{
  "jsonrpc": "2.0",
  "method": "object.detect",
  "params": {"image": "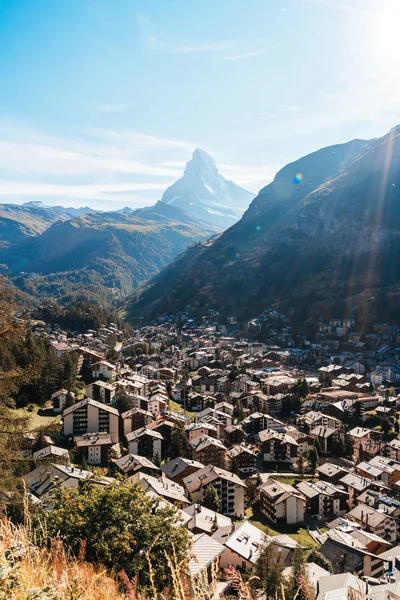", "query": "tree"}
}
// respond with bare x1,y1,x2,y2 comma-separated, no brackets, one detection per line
314,436,322,456
0,280,44,508
245,473,261,505
382,418,391,437
307,549,332,573
395,419,400,435
40,479,189,593
298,453,304,479
254,539,284,599
203,484,220,512
170,422,192,459
286,547,313,600
308,446,319,475
230,455,239,475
